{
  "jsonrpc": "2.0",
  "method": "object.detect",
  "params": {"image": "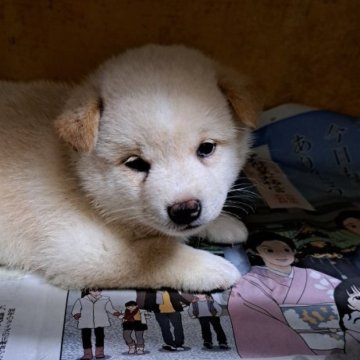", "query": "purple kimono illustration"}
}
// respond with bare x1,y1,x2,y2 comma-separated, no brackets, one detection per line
228,232,343,358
